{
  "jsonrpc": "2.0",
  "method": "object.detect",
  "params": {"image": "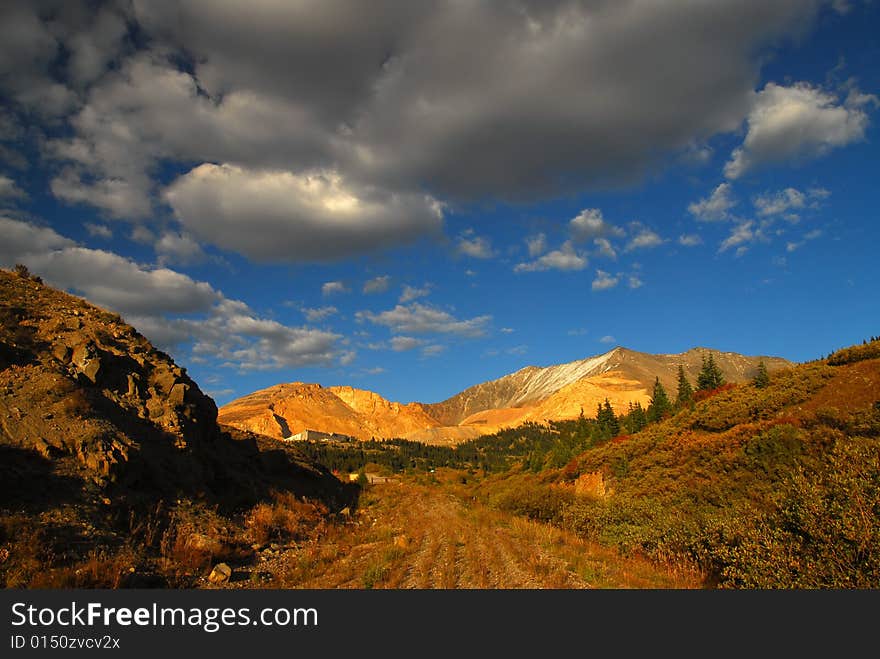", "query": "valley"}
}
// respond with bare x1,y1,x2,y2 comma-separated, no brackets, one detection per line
1,267,878,590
